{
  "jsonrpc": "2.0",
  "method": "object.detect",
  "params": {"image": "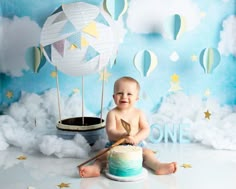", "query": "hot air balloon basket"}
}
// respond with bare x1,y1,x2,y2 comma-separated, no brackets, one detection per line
57,117,105,145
